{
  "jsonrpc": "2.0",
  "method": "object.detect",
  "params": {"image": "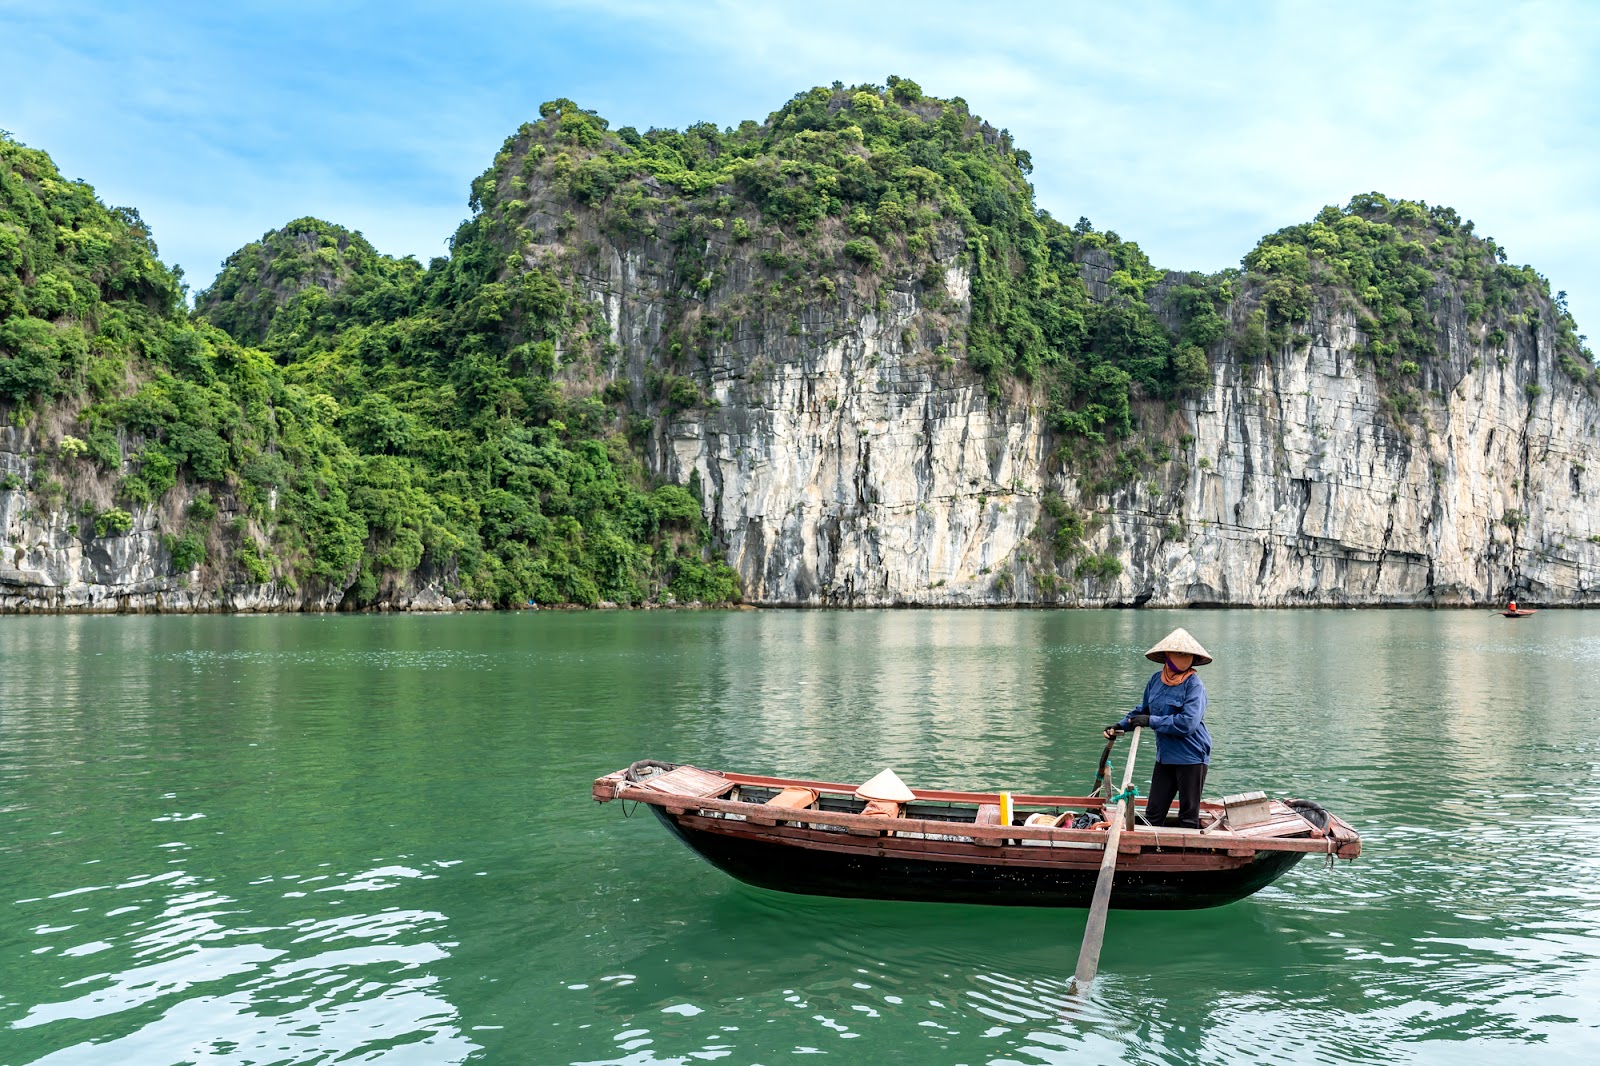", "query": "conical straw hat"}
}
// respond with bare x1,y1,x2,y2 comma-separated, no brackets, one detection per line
855,768,915,803
1144,627,1212,666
